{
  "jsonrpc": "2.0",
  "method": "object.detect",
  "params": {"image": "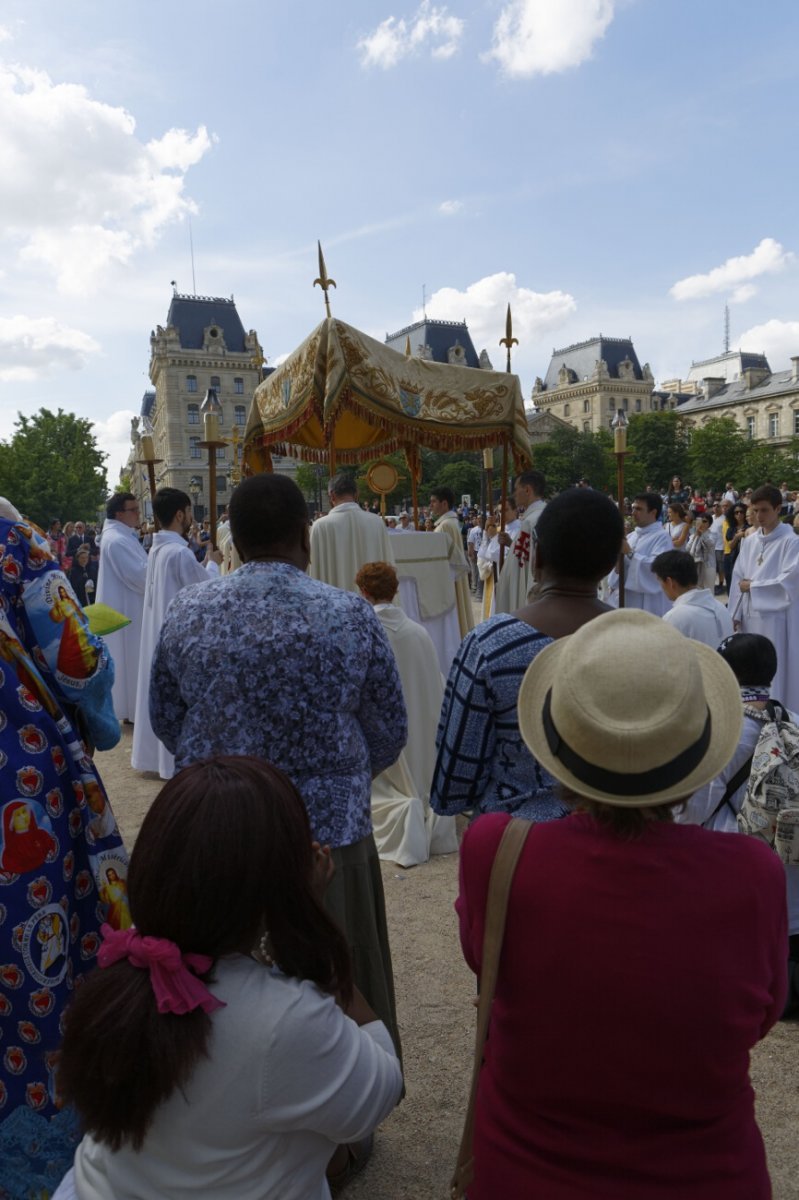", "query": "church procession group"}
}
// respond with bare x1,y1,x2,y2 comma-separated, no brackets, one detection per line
0,458,798,1200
